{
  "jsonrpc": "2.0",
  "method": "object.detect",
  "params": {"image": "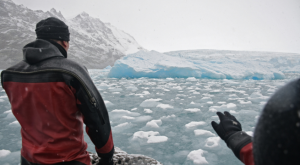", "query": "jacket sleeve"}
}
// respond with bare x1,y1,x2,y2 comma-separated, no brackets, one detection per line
67,74,114,160
226,131,254,165
240,142,255,165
